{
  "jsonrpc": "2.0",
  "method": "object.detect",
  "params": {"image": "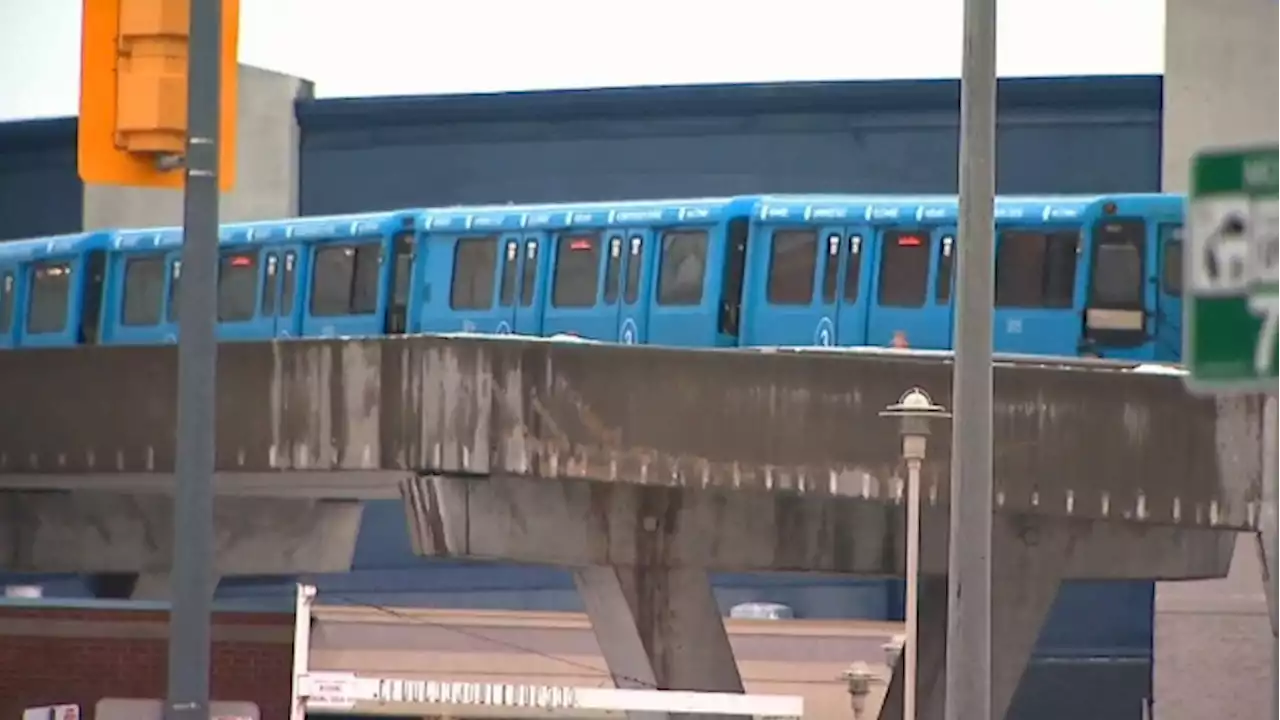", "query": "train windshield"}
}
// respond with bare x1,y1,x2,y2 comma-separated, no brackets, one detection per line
1084,218,1147,348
